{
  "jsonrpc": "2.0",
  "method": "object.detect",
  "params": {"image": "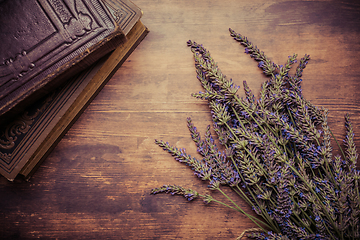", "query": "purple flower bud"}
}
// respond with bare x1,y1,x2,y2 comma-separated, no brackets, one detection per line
258,61,265,68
